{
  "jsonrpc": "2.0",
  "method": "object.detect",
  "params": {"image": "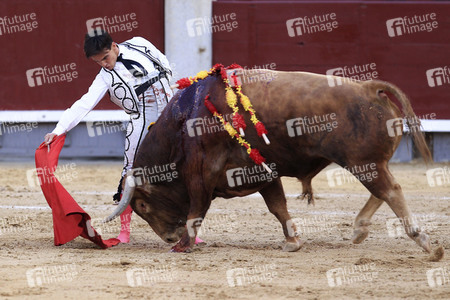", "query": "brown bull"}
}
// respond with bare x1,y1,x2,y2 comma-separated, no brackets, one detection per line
105,69,434,254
